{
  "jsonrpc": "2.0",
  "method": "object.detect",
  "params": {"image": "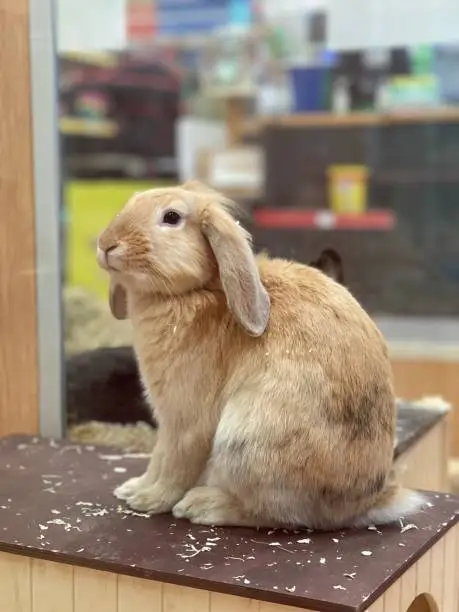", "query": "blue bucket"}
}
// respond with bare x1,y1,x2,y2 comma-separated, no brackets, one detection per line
290,66,328,112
